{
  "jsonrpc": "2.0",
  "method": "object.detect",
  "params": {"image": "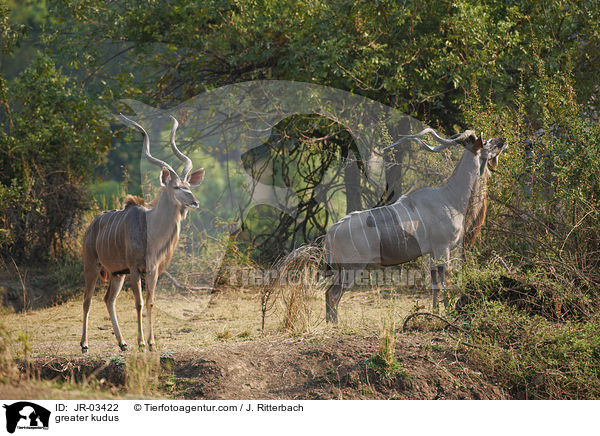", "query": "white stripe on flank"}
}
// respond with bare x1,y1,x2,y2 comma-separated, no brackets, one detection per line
383,206,404,252
389,204,407,247
399,202,416,236
412,205,427,246
113,212,124,251
331,220,343,243
348,215,359,257
368,210,381,246
105,213,118,256
99,212,111,230
329,220,343,263
389,203,404,226
98,213,109,254
359,212,373,253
